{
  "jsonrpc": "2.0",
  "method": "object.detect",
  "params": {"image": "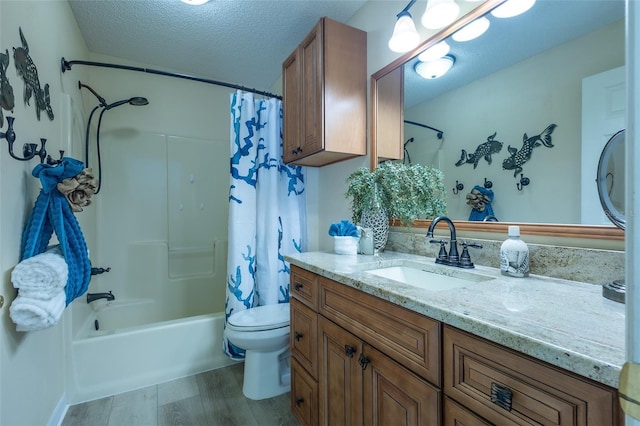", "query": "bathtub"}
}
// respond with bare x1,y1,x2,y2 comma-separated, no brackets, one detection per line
66,300,237,404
